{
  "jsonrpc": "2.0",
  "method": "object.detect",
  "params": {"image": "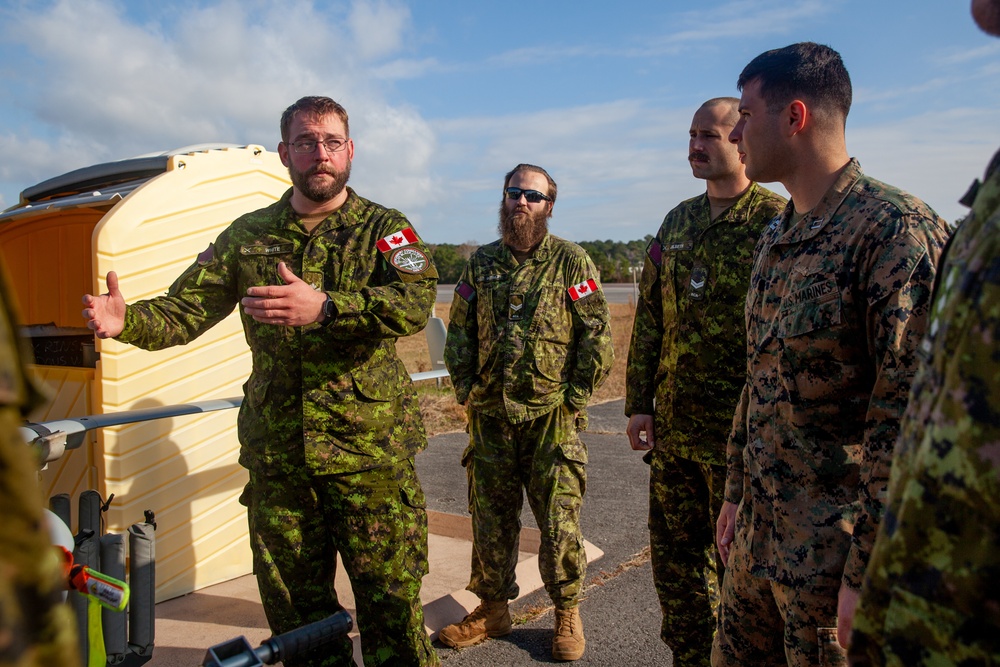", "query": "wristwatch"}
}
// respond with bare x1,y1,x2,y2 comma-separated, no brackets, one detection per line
322,295,336,323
